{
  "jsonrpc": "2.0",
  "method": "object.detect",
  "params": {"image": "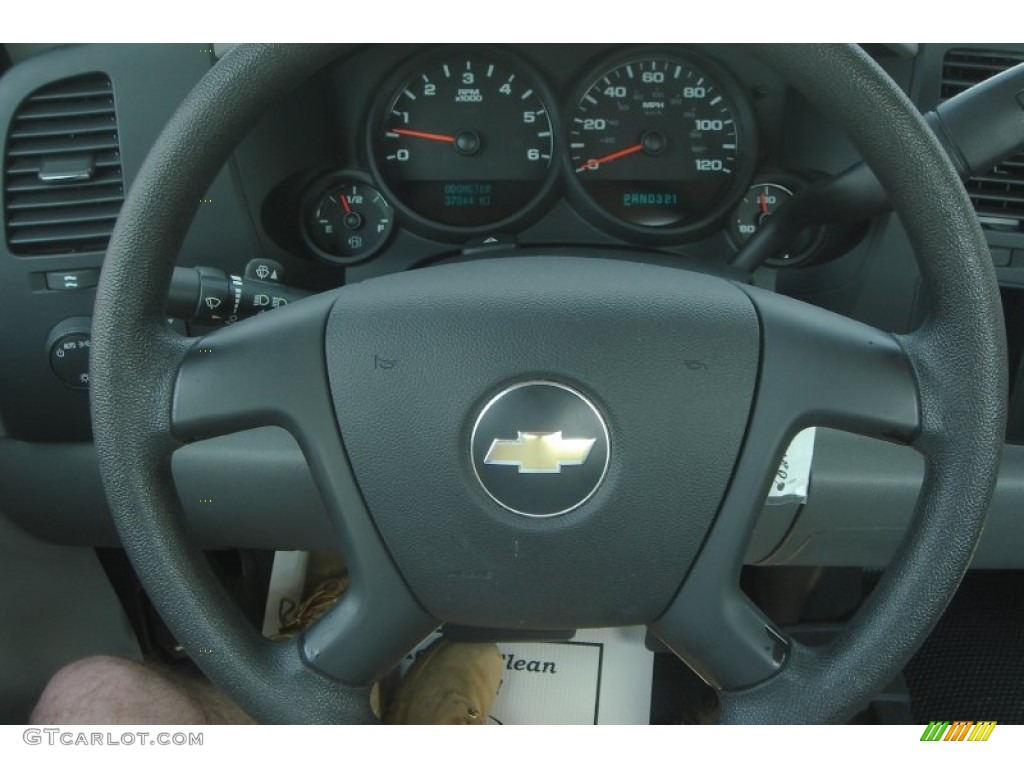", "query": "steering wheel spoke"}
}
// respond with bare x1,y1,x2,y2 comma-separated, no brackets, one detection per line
300,582,437,686
171,289,439,687
740,285,921,445
171,291,339,442
651,286,922,693
651,580,787,691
